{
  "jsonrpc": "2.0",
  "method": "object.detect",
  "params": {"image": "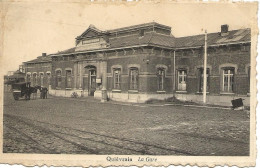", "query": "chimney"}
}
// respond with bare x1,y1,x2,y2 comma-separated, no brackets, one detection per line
221,24,229,36
42,53,47,57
